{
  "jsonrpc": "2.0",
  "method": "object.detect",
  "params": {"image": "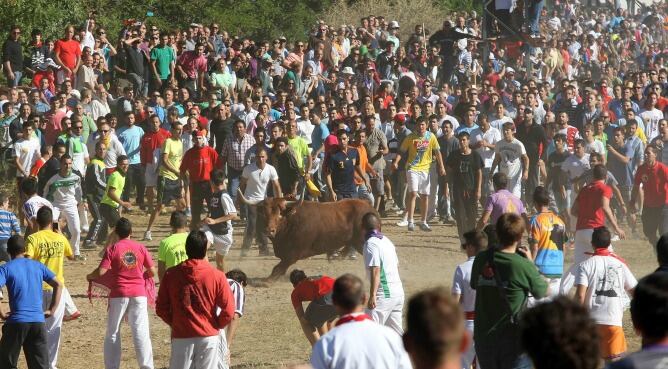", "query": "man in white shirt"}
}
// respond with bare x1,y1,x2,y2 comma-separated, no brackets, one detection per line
362,213,405,336
311,273,411,369
575,226,637,362
239,147,281,257
471,115,501,204
451,230,486,369
43,155,84,259
491,122,529,198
